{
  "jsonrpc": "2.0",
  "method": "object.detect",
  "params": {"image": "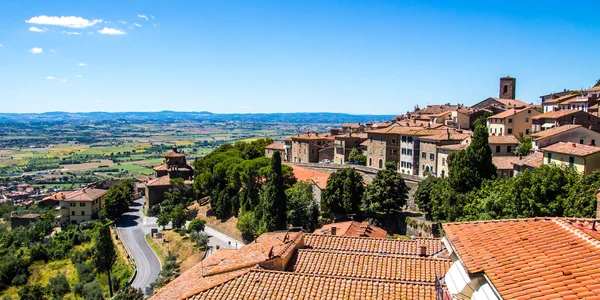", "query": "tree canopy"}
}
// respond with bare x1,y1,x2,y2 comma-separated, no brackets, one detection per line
449,125,496,193
93,223,117,297
102,180,134,221
285,181,319,231
364,169,409,214
258,151,287,233
321,168,364,215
